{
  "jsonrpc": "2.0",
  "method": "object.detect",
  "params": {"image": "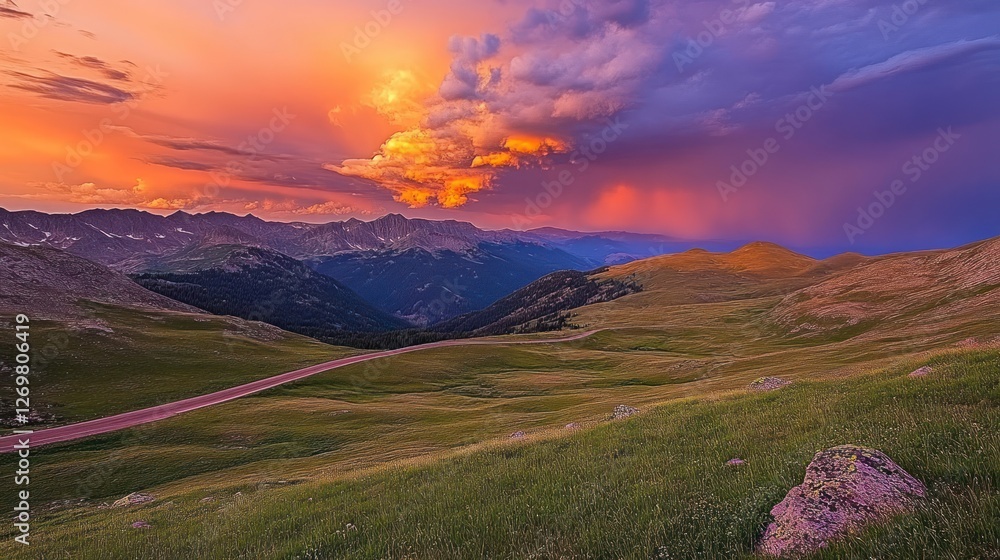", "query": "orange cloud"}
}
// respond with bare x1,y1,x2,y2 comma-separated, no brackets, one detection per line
243,199,366,216
503,136,567,155
30,179,199,209
330,125,571,208
471,152,517,168
438,175,487,208
328,107,571,208
328,123,496,208
324,32,586,209
364,70,435,127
